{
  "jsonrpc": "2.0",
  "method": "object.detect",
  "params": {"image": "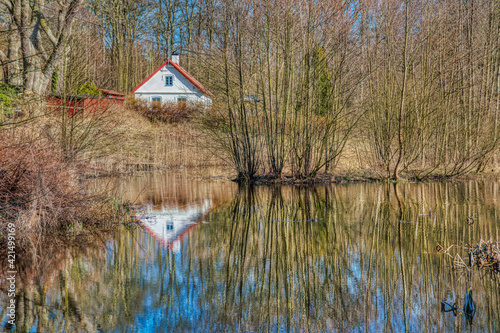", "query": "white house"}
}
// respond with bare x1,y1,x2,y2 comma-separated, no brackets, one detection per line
132,53,214,106
136,199,212,253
